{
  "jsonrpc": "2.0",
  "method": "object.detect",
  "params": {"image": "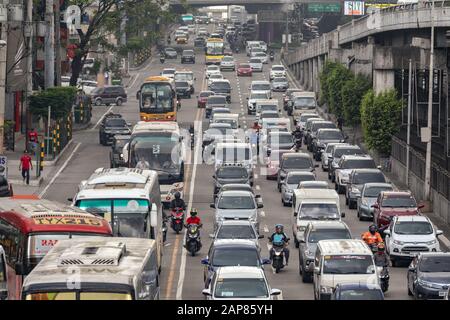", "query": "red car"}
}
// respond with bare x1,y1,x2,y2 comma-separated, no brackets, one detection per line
237,63,252,76
373,191,423,232
197,90,214,108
